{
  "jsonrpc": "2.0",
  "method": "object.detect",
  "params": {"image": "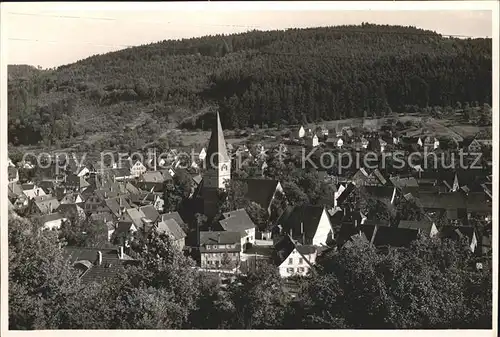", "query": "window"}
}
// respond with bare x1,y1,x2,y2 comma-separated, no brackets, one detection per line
287,268,294,273
298,267,305,273
206,245,211,250
299,258,303,264
288,258,293,265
